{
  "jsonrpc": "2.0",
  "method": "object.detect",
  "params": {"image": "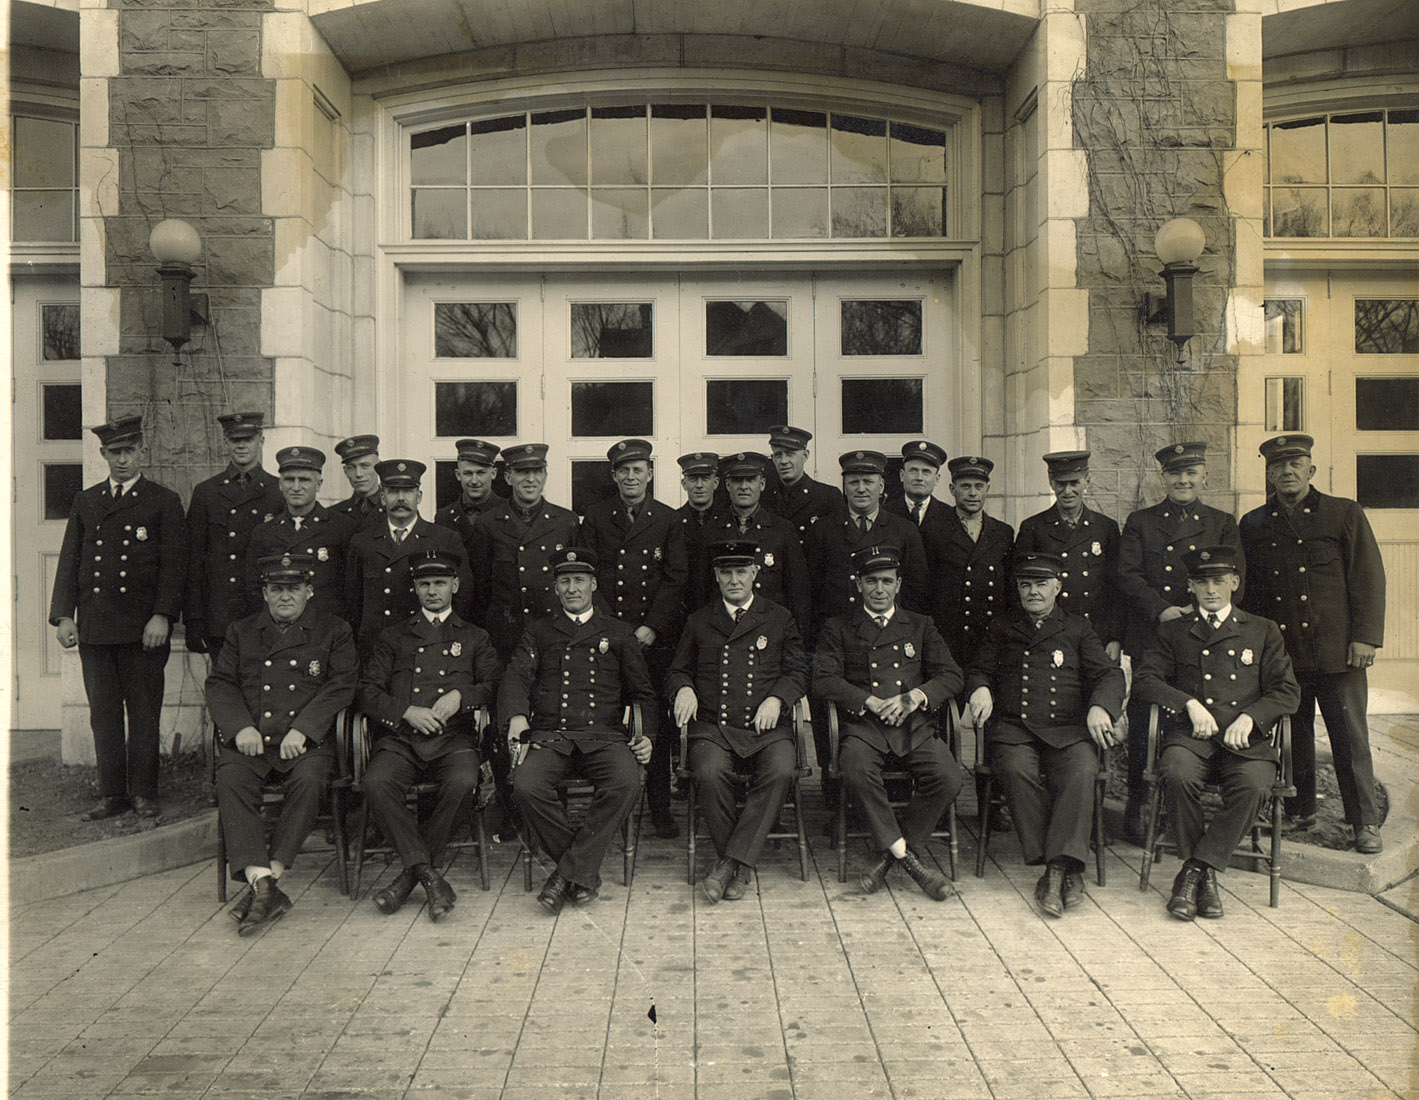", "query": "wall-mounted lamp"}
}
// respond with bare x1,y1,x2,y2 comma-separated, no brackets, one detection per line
149,218,207,365
1144,217,1205,359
